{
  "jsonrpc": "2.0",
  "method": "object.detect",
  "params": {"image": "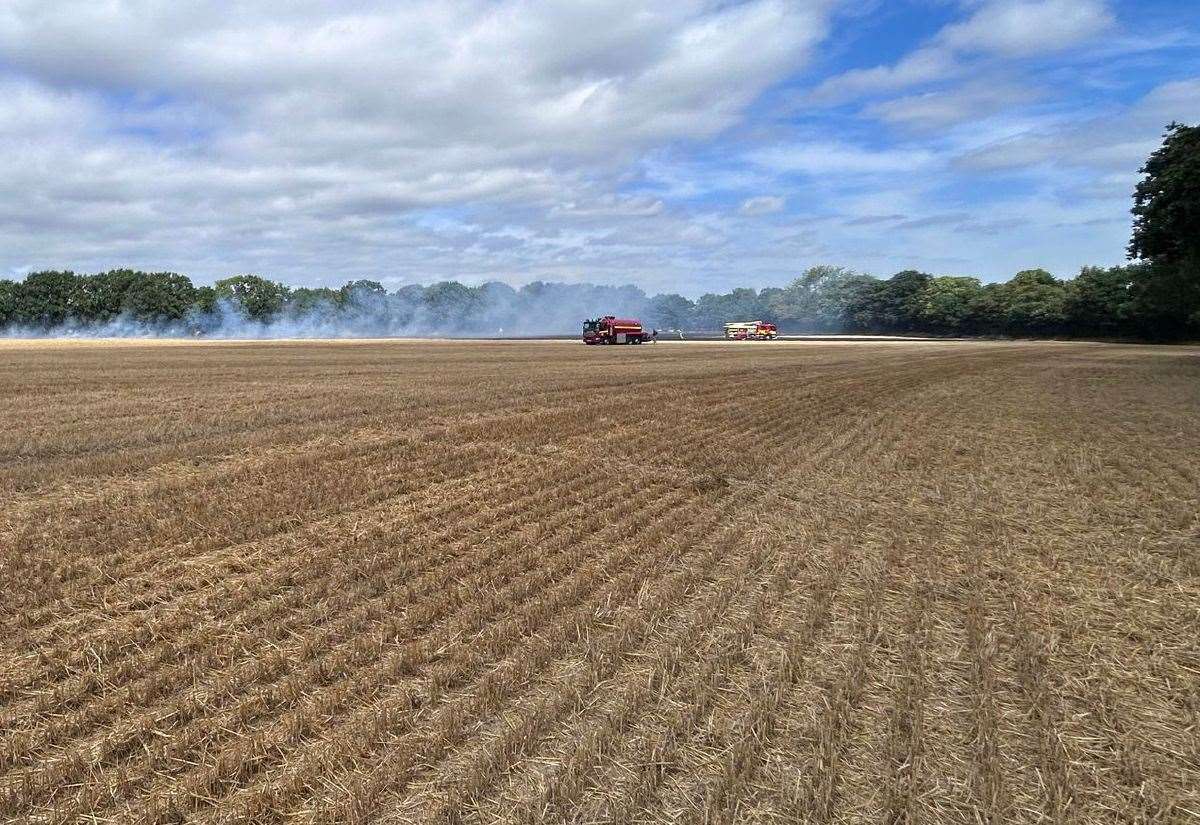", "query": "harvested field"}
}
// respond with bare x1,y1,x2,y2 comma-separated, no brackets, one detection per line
1,338,1197,824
